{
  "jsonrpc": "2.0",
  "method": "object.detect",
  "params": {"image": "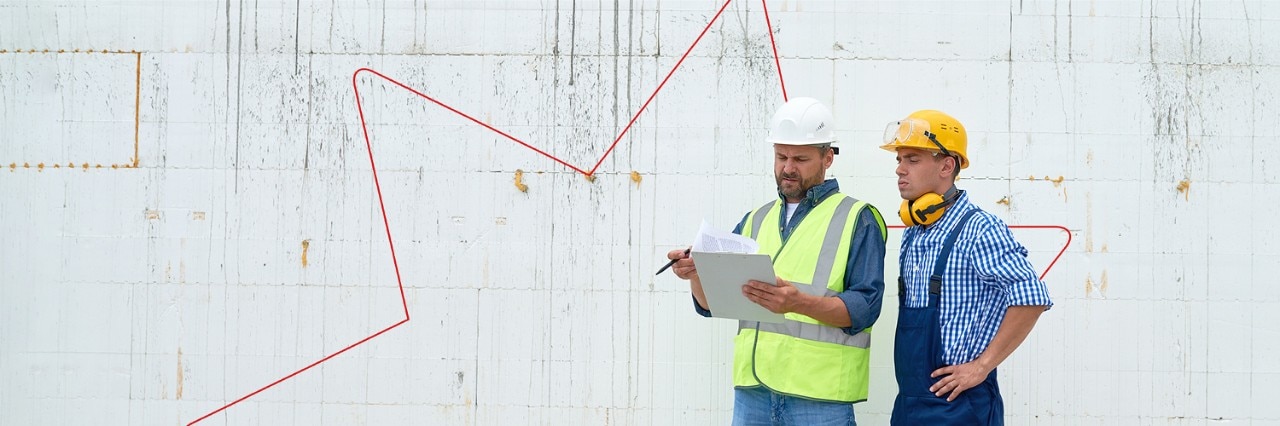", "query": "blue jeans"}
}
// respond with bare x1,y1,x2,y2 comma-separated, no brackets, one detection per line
731,386,856,426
